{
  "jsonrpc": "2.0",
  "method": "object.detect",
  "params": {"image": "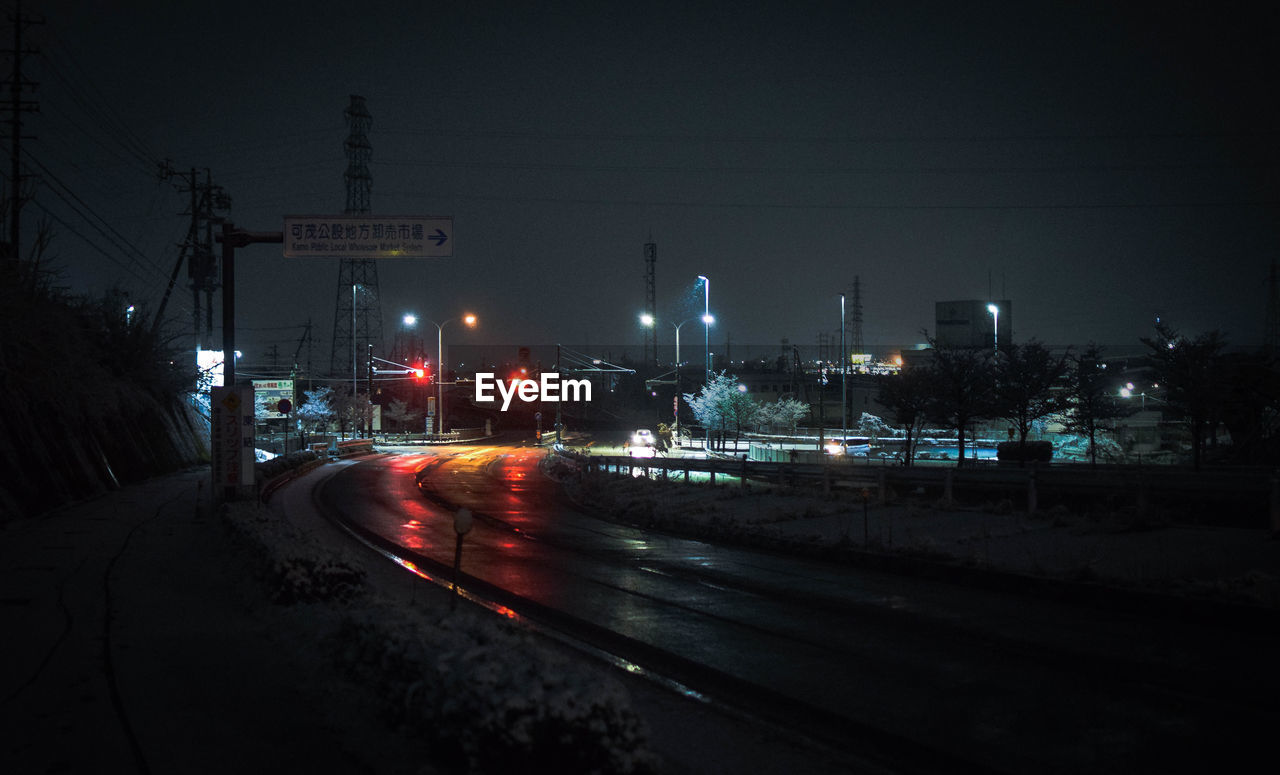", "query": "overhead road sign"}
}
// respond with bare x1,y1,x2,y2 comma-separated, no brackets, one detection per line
283,215,453,257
